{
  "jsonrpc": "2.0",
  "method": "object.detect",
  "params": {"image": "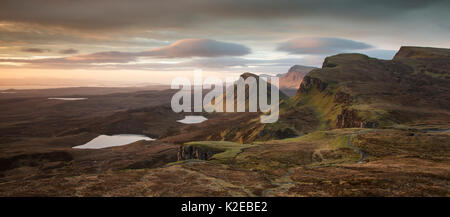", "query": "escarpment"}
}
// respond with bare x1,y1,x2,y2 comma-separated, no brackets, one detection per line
296,73,377,129
293,47,450,130
177,145,221,161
